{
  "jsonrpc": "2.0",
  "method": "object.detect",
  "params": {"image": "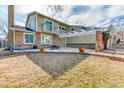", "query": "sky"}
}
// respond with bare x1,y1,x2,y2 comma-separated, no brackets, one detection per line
1,5,124,30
